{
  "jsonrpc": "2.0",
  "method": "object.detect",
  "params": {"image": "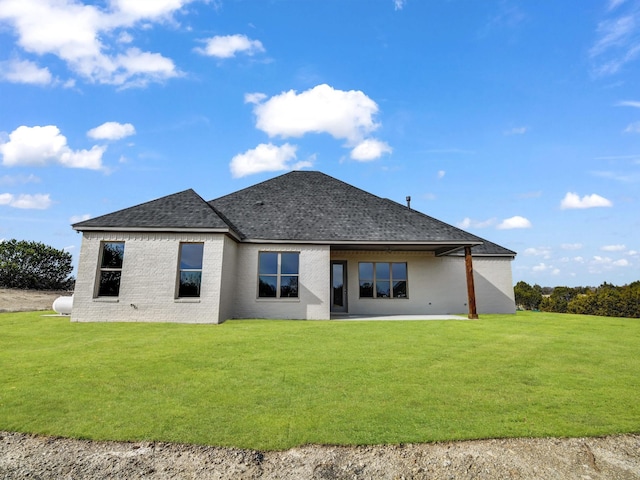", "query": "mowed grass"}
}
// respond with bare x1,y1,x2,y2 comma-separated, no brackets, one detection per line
1,311,639,450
